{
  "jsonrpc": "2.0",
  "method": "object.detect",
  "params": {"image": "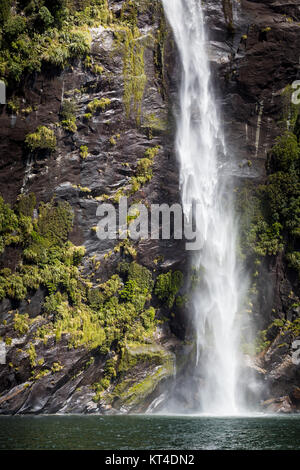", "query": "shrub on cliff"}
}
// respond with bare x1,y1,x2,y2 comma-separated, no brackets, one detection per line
237,129,300,285
155,270,183,308
0,0,11,26
60,99,77,133
87,97,111,114
3,15,27,41
34,6,54,31
267,131,300,174
25,126,56,153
